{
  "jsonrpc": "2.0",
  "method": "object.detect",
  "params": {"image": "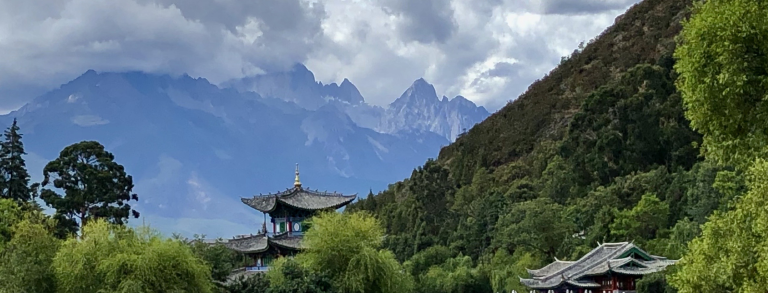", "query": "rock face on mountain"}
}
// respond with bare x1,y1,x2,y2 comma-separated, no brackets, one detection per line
223,64,365,110
0,67,487,238
225,65,490,142
377,79,490,141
